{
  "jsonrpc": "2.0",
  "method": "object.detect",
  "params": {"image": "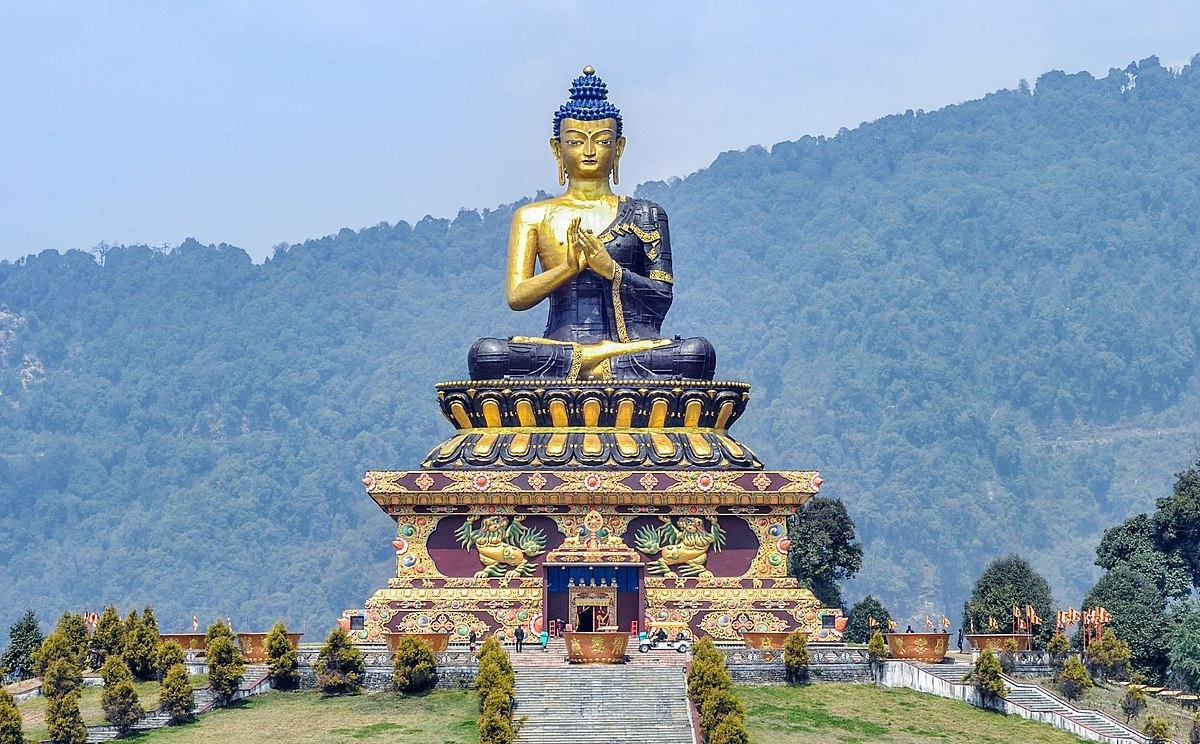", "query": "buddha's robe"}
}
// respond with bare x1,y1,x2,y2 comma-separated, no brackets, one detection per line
469,197,715,380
